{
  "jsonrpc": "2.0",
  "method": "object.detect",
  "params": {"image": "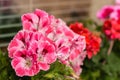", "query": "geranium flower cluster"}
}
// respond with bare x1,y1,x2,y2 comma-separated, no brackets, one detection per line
103,19,120,40
97,0,120,40
97,0,120,20
70,22,101,59
8,9,86,77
